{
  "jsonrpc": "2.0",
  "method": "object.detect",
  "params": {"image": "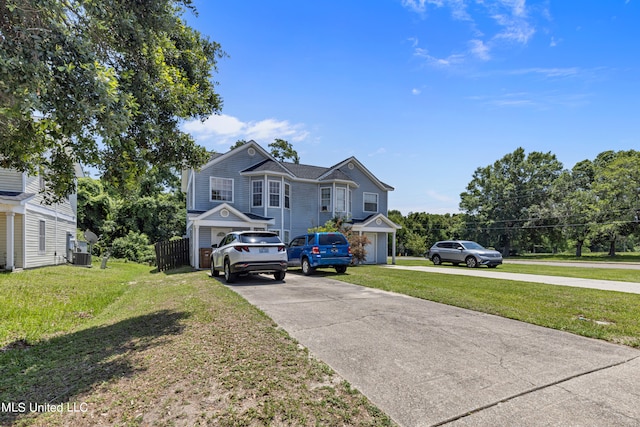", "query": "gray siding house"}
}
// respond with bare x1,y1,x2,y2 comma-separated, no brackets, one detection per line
182,141,401,269
0,167,79,271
